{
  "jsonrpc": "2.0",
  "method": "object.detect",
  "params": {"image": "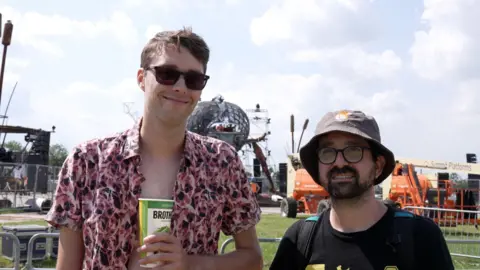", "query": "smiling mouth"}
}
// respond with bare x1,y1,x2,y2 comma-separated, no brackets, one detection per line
331,174,356,183
163,96,188,104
